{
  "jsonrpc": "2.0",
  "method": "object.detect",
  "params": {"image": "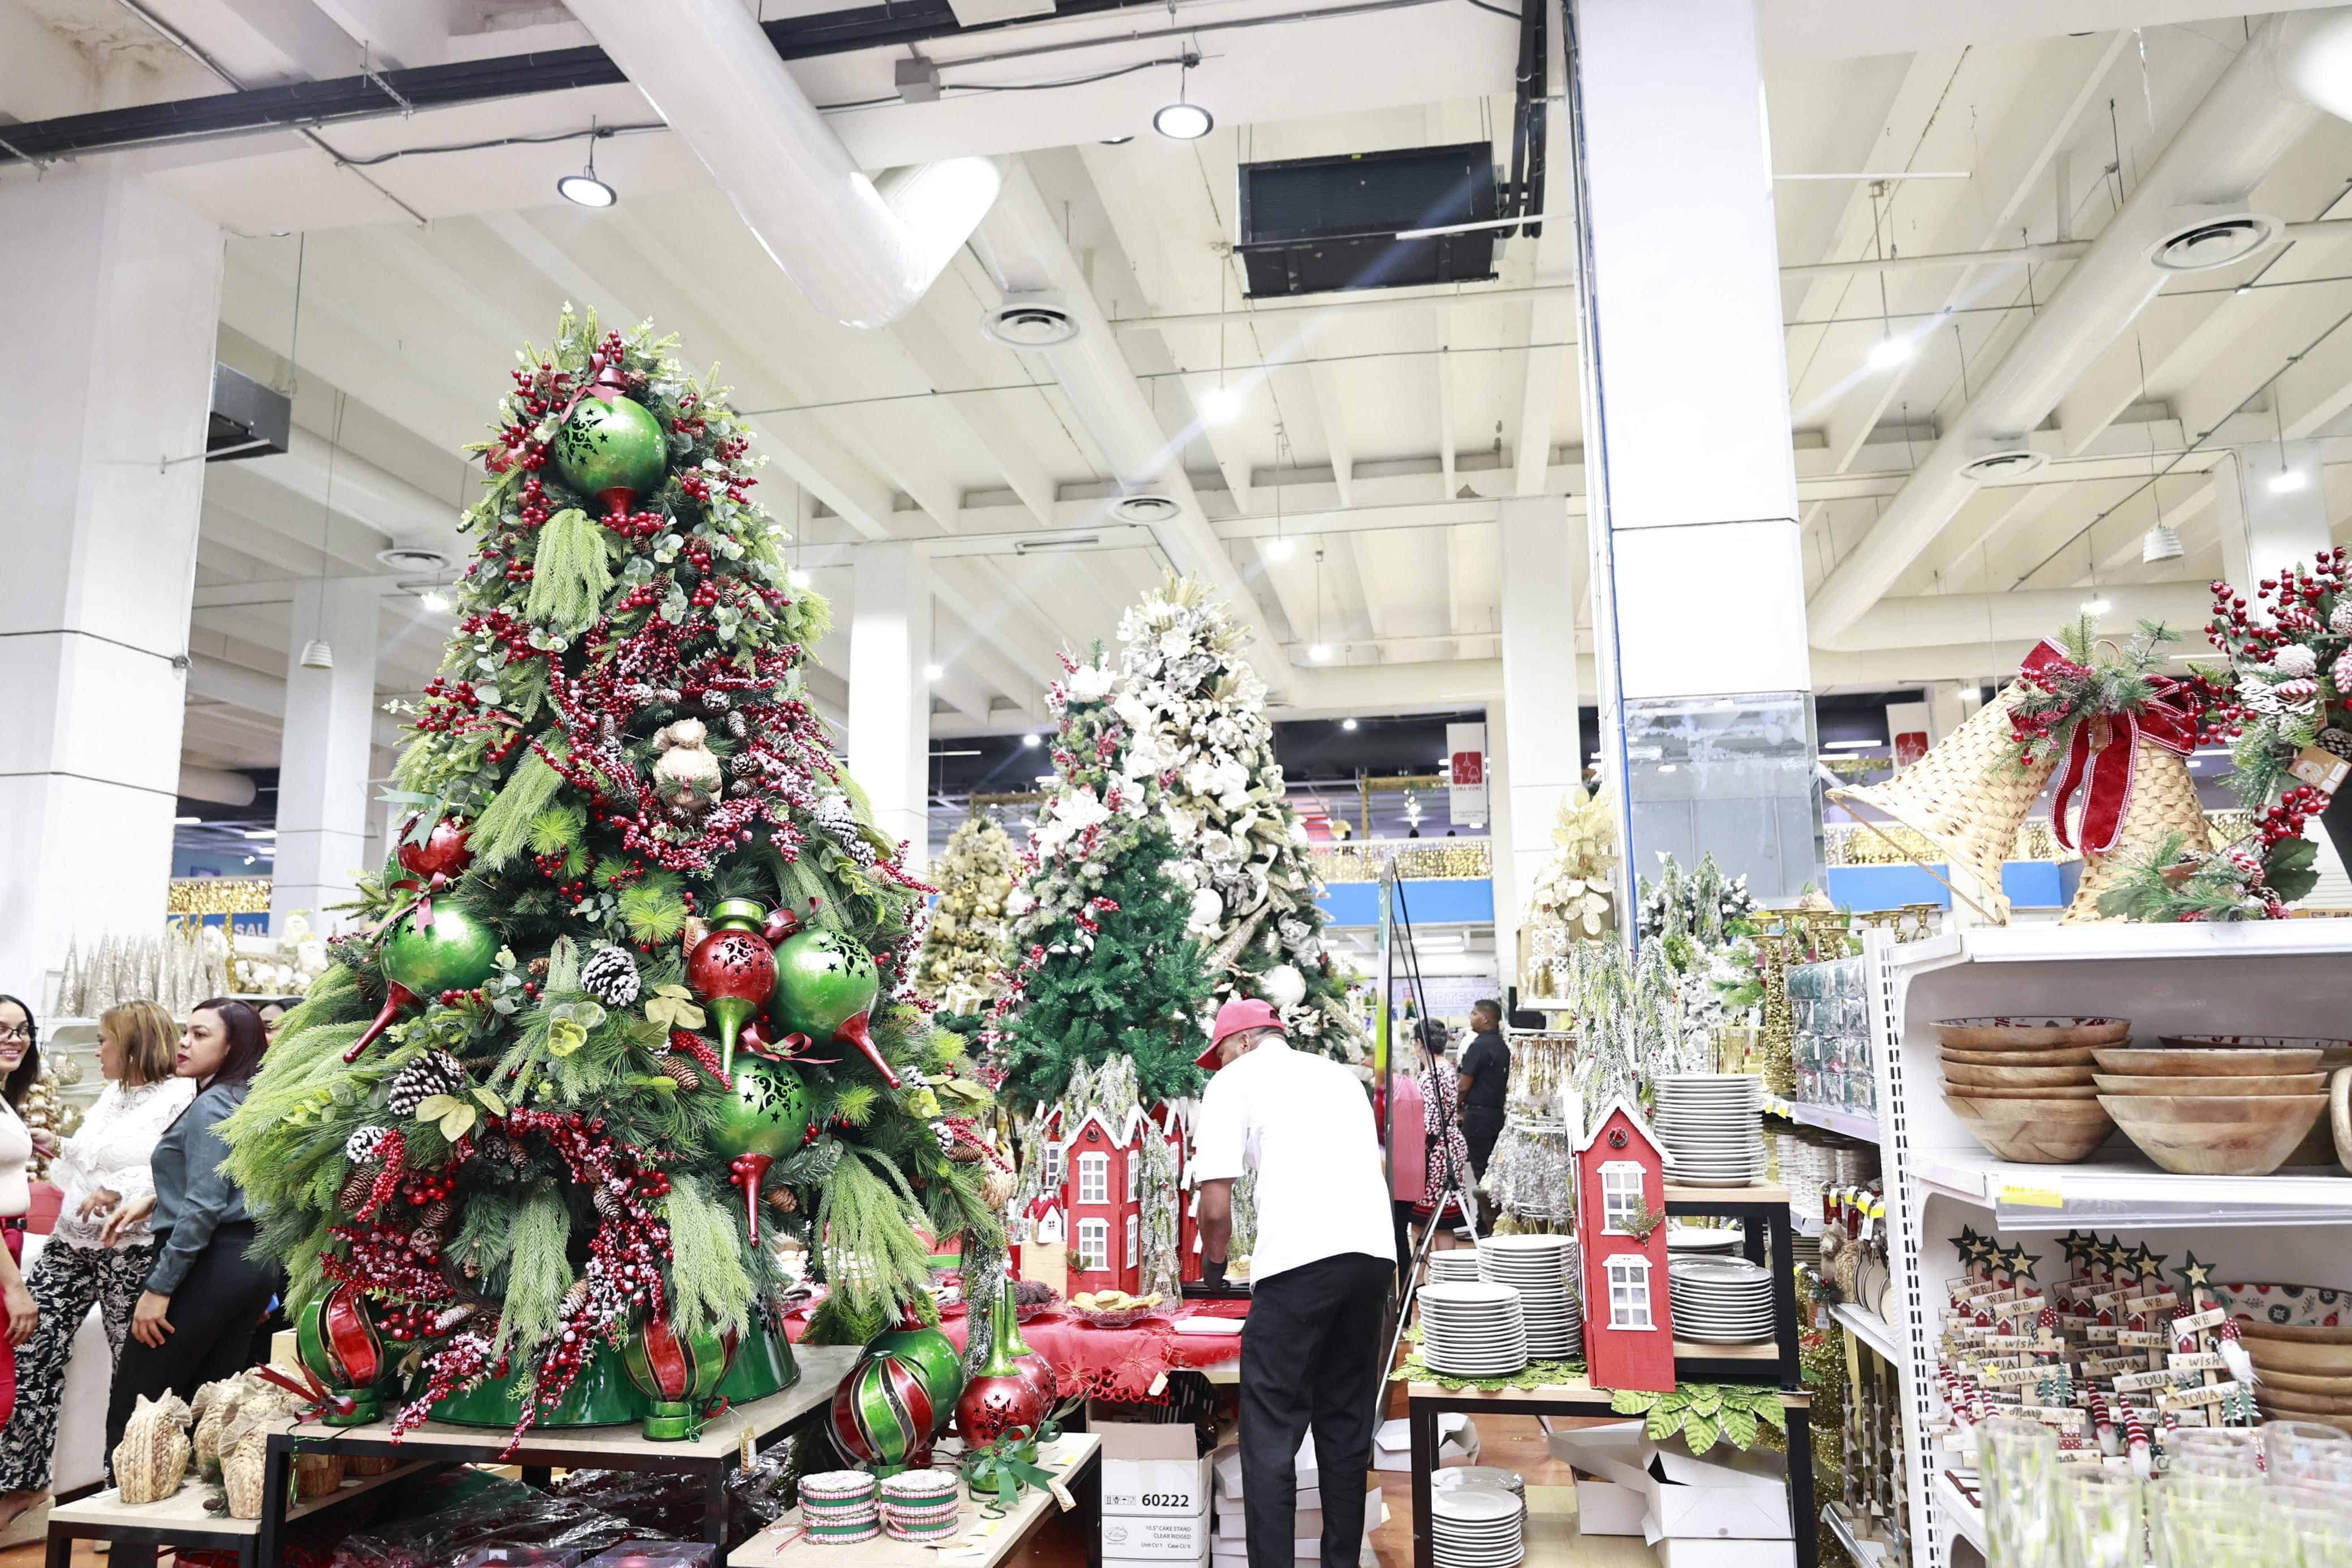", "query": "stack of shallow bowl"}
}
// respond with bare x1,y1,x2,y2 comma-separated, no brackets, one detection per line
2160,1036,2352,1167
1936,1017,2128,1163
2213,1281,2352,1421
2091,1043,2328,1175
